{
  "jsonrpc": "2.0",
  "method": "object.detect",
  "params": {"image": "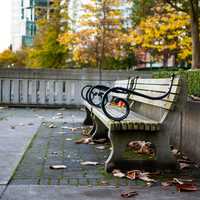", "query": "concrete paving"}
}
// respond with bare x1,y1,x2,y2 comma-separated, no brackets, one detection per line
0,185,6,197
0,108,84,185
1,185,200,200
0,107,200,200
